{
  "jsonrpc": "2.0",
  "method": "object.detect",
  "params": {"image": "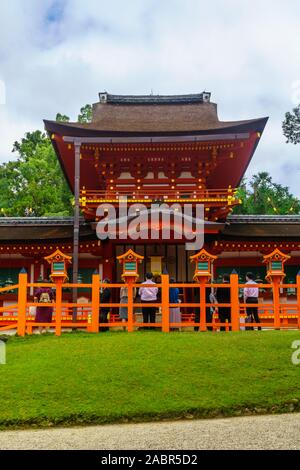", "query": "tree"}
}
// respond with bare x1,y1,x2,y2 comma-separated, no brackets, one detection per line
55,113,70,123
233,172,300,215
0,104,94,217
78,104,92,123
12,130,49,160
0,131,73,217
233,179,250,213
0,104,95,217
282,104,300,144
